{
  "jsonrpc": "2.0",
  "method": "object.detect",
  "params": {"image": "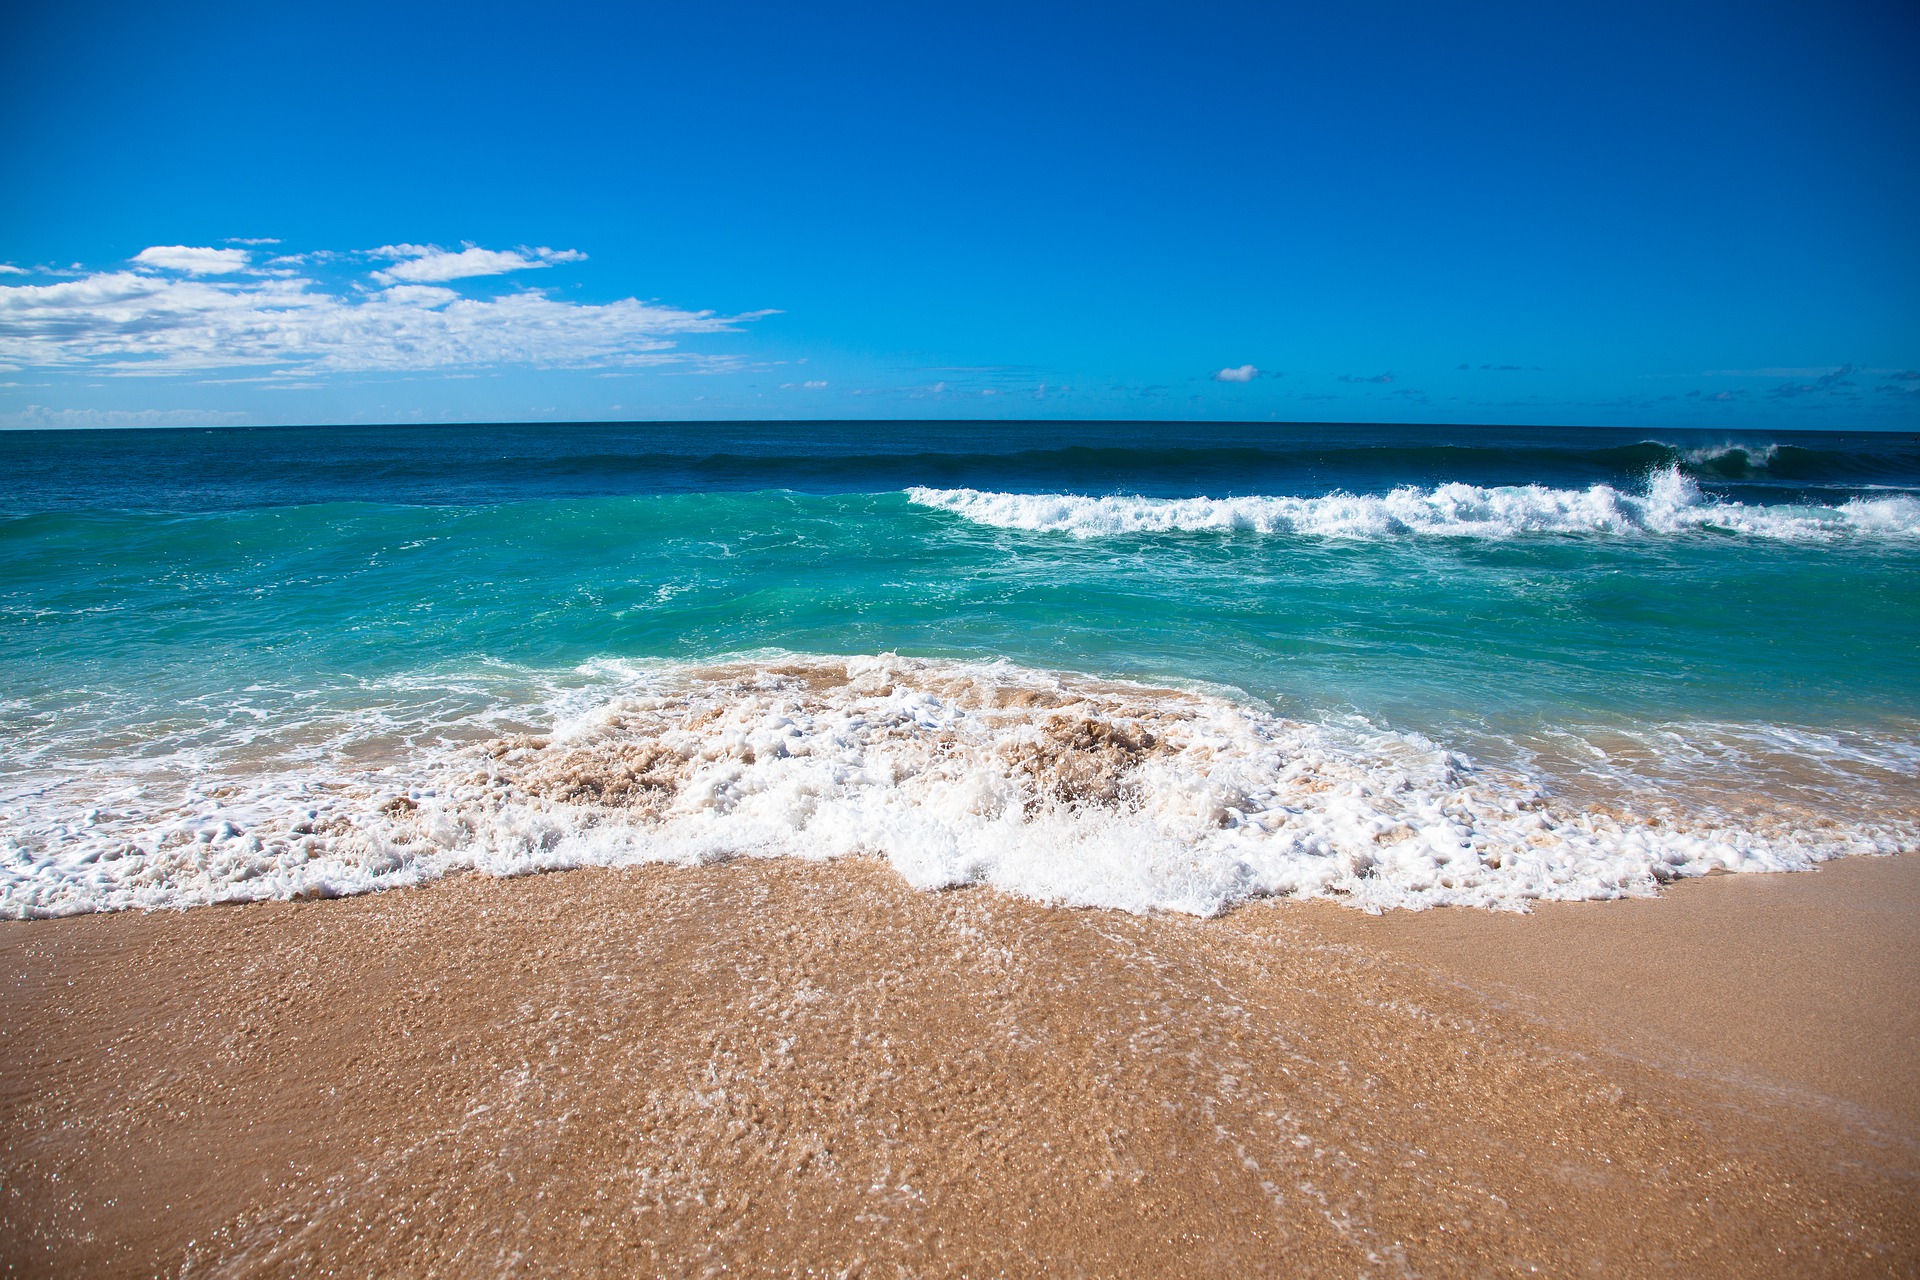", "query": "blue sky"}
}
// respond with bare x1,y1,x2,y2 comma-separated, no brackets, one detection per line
2,0,1915,428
